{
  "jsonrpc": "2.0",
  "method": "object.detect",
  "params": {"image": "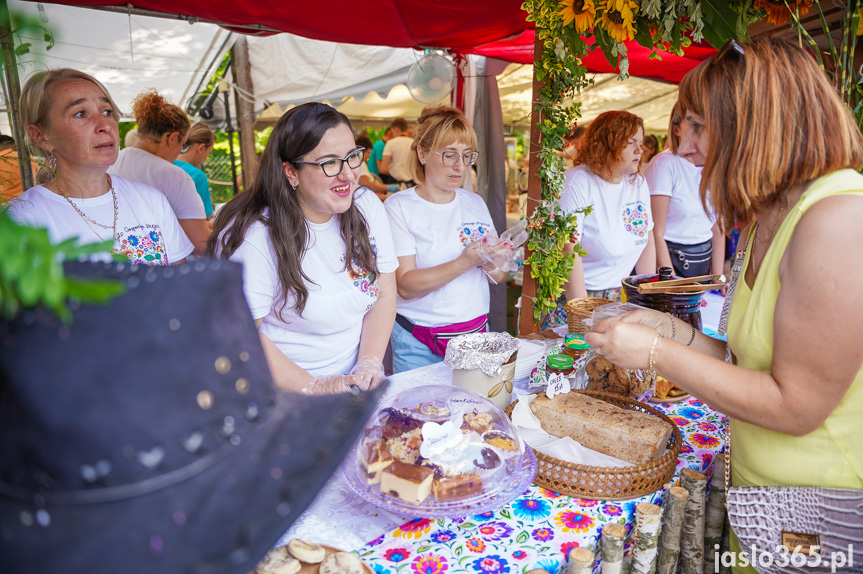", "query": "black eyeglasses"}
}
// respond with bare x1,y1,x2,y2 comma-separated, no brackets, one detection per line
436,150,479,167
294,148,365,177
711,38,746,67
180,140,191,154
